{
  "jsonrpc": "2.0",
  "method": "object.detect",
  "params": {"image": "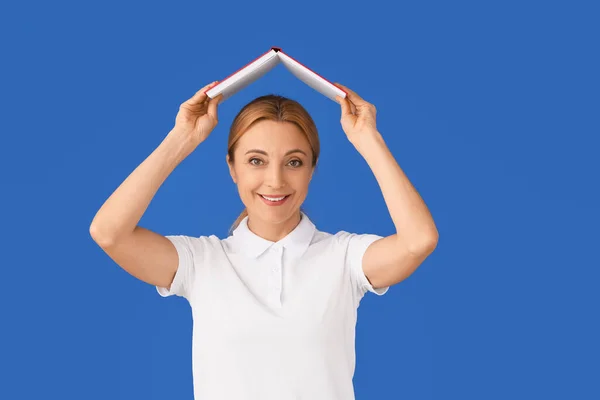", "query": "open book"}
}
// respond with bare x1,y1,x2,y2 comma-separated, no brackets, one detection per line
205,47,347,103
